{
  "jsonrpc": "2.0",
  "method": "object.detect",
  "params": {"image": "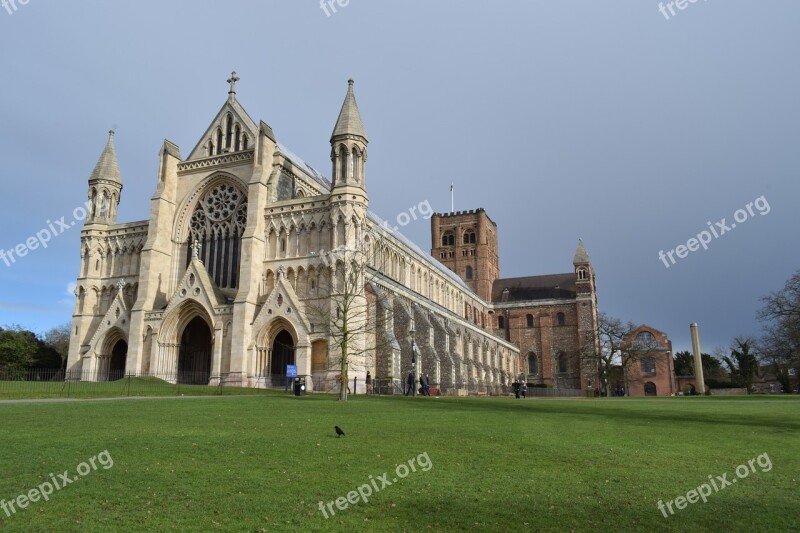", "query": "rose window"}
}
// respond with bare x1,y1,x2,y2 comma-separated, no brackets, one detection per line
186,183,248,289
